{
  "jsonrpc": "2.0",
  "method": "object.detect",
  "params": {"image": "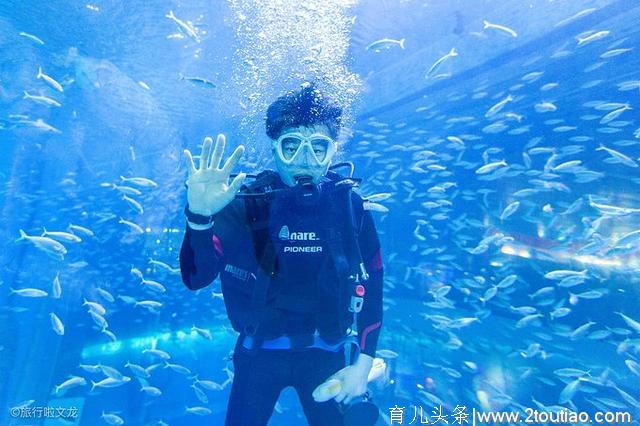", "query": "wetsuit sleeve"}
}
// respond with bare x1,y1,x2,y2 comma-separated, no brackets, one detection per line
179,199,244,291
354,194,384,358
